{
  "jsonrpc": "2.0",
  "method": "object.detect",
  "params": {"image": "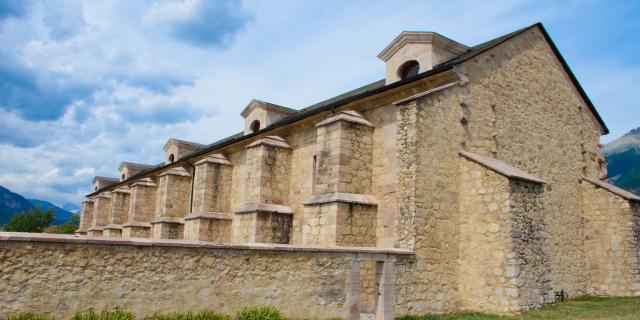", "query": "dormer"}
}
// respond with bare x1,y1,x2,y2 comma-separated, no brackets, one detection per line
92,176,118,192
163,138,206,164
378,31,468,85
118,162,155,181
240,99,299,135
